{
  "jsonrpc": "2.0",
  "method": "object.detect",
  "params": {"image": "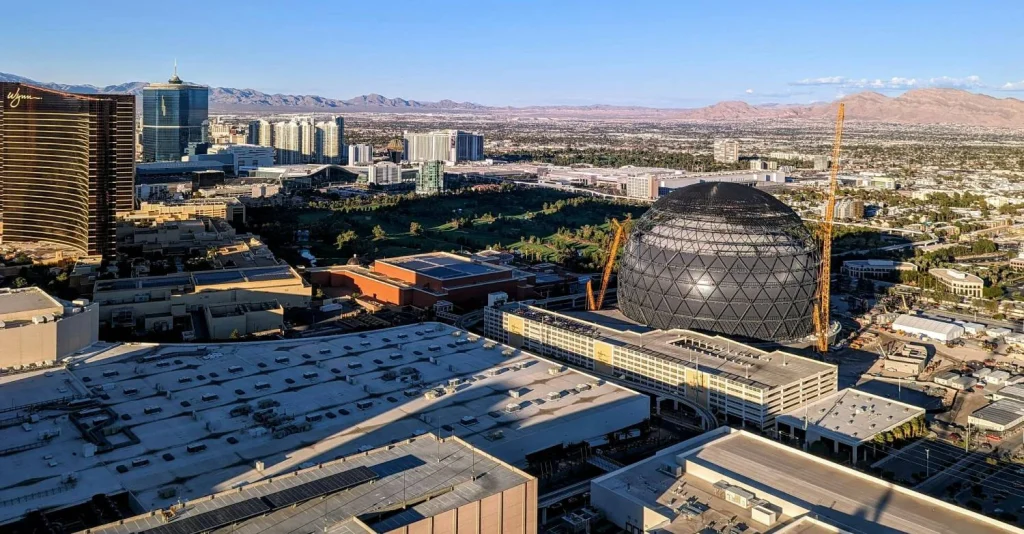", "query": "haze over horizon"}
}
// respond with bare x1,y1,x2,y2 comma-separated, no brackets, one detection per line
5,0,1024,108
